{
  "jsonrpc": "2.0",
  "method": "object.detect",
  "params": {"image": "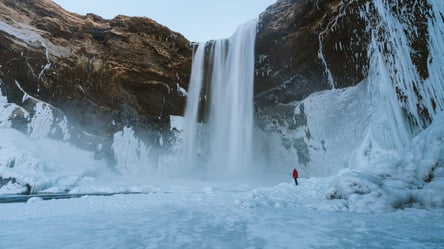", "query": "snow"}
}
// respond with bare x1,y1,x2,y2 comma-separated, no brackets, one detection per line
0,128,107,194
176,83,187,97
0,179,443,249
0,20,46,48
0,19,68,58
325,111,444,212
112,127,153,175
27,102,55,139
170,115,184,131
